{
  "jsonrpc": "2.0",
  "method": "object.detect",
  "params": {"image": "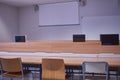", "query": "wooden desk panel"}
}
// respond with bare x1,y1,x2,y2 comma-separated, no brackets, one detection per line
0,40,120,53
98,58,120,67
0,56,120,67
